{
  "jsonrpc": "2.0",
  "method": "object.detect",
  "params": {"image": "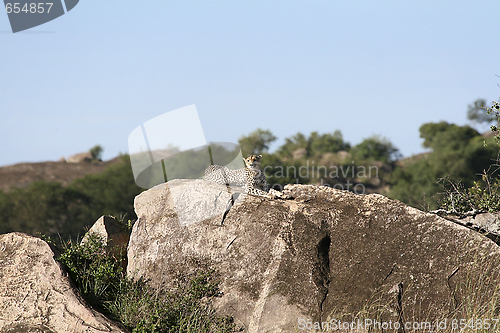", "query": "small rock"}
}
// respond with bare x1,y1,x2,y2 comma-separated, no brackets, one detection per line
82,215,130,268
292,147,307,160
461,212,500,238
335,150,349,162
67,152,93,163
